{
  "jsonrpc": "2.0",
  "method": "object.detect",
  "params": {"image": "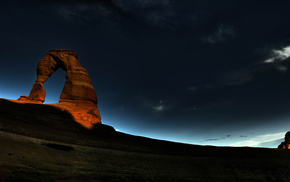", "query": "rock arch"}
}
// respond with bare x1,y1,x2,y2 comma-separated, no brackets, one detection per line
18,49,101,128
28,49,97,104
